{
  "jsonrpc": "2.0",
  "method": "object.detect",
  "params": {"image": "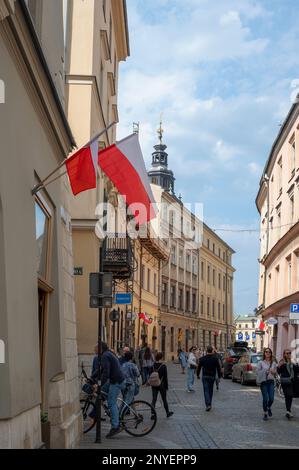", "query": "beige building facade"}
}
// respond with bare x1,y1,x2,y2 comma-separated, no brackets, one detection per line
65,0,130,369
0,0,81,448
256,100,299,361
